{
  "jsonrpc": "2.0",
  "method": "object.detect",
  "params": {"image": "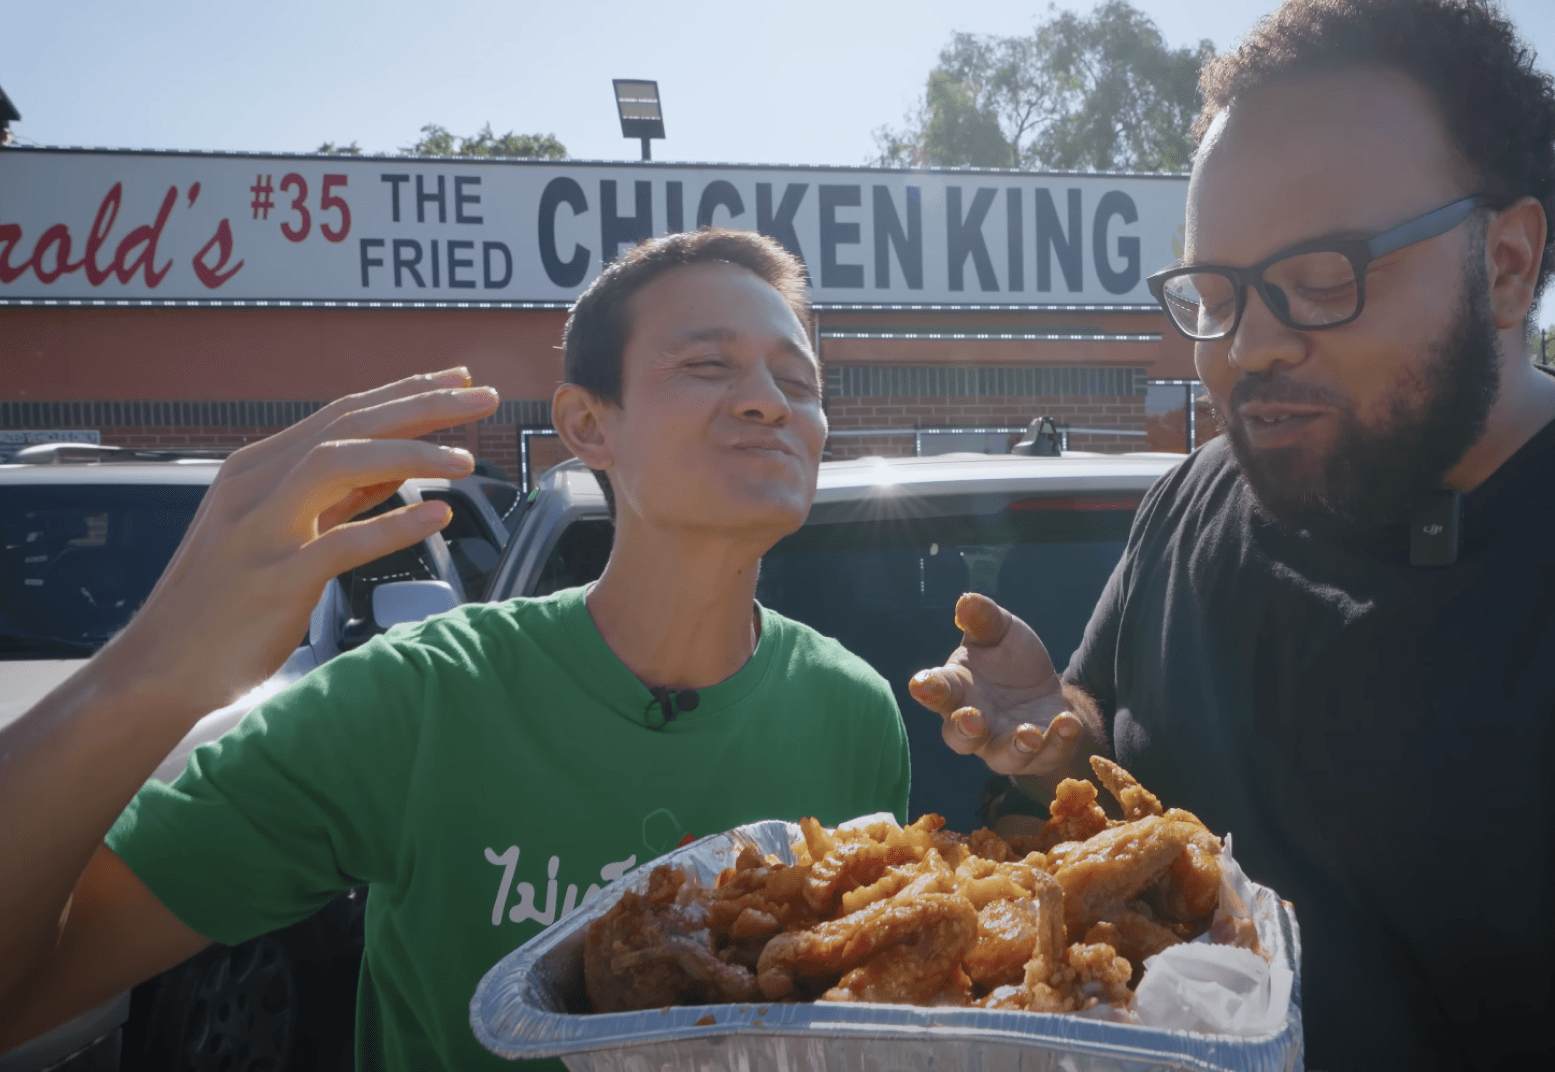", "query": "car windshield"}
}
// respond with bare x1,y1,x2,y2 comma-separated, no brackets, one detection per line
754,499,1135,832
0,483,208,656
